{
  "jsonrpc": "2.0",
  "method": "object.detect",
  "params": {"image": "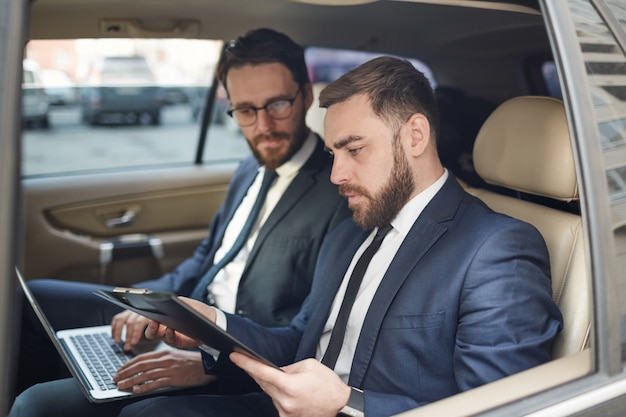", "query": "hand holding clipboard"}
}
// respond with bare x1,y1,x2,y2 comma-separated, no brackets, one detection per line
95,288,280,370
